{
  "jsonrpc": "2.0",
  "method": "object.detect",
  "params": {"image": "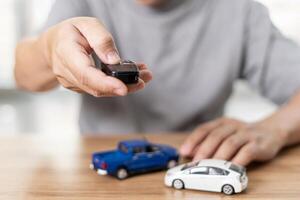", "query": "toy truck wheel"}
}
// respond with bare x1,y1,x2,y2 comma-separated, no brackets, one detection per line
222,184,235,195
167,160,178,169
116,168,129,180
173,179,184,189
